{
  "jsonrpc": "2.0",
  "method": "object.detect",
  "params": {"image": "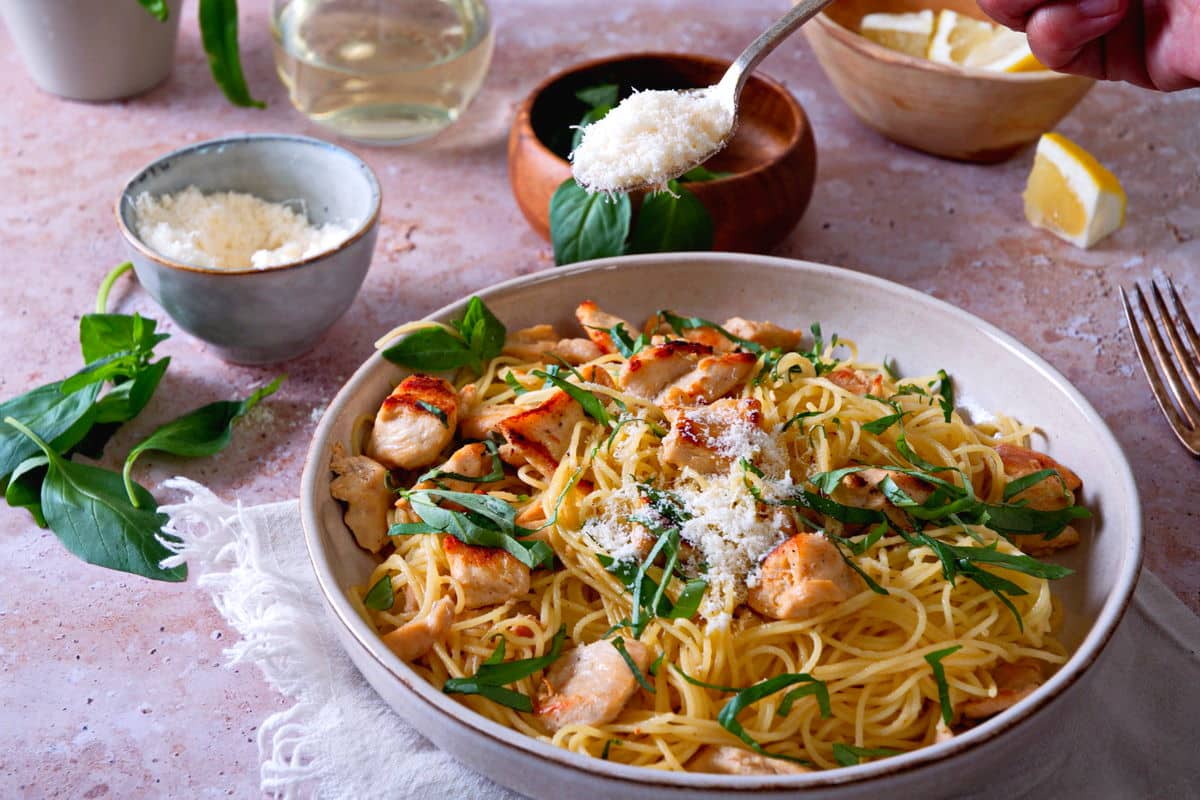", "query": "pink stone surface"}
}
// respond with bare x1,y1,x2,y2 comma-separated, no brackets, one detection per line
0,0,1196,796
